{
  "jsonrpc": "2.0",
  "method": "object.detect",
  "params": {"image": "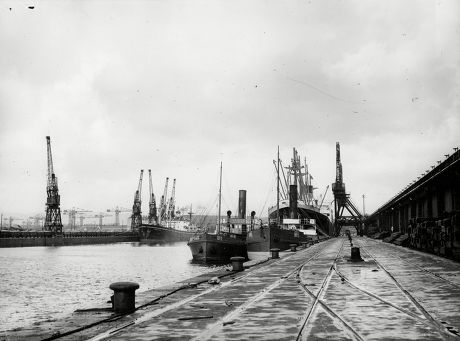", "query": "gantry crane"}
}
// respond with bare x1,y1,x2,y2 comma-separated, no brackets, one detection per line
167,178,177,220
159,177,169,223
131,170,144,230
44,136,63,233
148,170,158,224
107,207,131,226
